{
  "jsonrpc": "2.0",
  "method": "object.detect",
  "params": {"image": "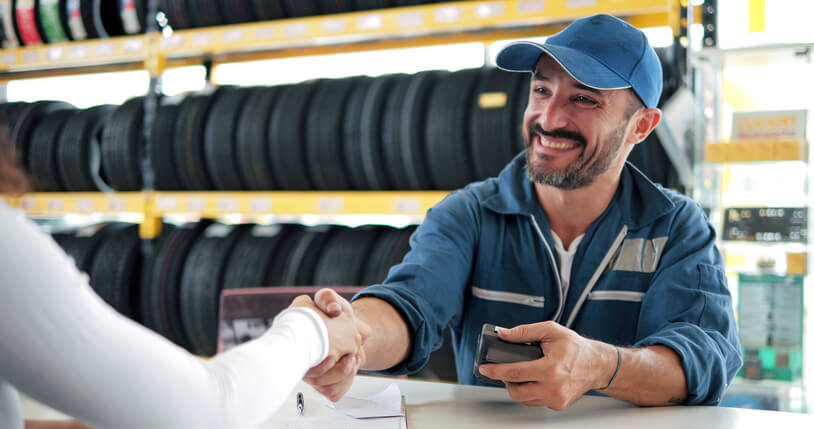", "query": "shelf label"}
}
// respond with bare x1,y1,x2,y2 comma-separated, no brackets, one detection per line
216,197,239,212
70,45,87,58
476,3,506,18
156,196,178,210
255,26,276,39
394,198,420,213
322,18,347,33
318,197,344,213
224,28,244,42
77,198,94,212
397,12,423,28
357,14,383,31
434,7,461,23
21,51,39,63
478,92,507,109
1,53,17,64
566,0,597,8
47,199,64,211
165,35,183,48
723,207,808,243
186,198,206,211
284,23,307,38
193,33,213,46
249,197,272,212
96,42,114,56
21,198,36,210
123,38,143,52
731,110,807,140
109,198,127,211
518,0,545,13
47,47,63,60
